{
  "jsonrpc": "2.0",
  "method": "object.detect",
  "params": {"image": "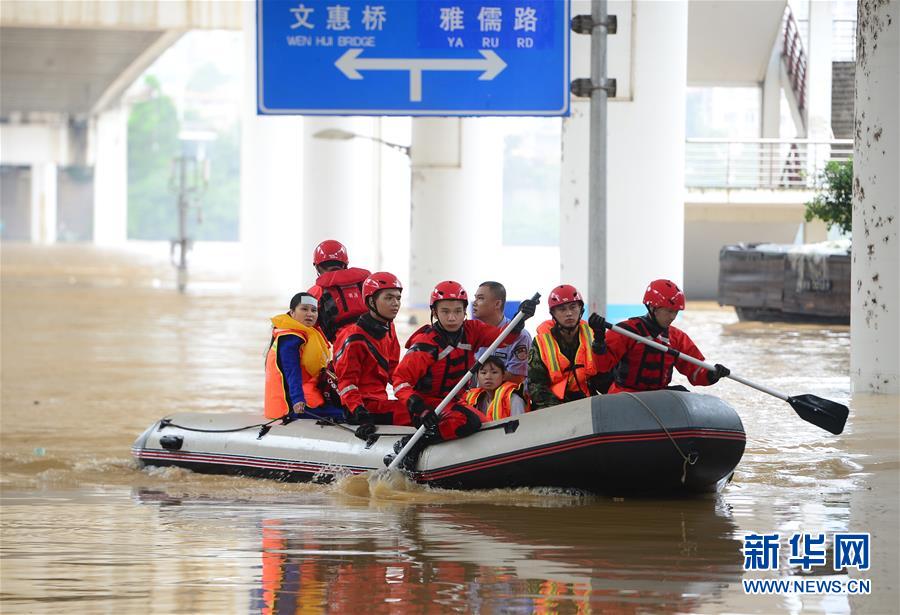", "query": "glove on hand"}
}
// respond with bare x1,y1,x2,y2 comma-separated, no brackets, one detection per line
355,422,376,439
707,363,730,384
421,410,439,431
352,406,376,439
588,313,607,353
518,298,538,319
352,405,373,424
407,394,426,420
588,312,607,338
